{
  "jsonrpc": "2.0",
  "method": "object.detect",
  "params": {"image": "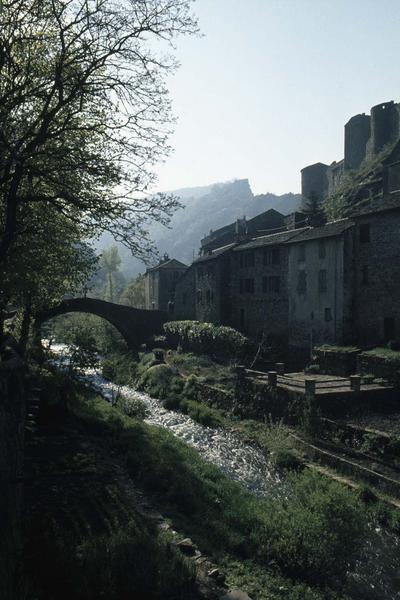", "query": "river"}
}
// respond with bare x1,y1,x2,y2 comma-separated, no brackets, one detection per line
48,343,400,600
